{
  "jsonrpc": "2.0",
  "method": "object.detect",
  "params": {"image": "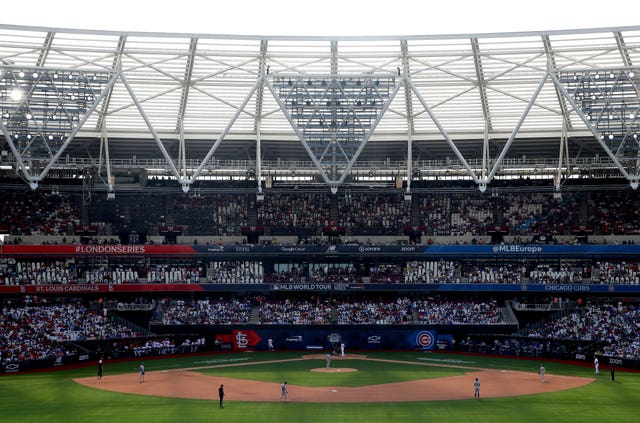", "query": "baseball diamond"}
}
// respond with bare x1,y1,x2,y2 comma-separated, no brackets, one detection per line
74,354,593,402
